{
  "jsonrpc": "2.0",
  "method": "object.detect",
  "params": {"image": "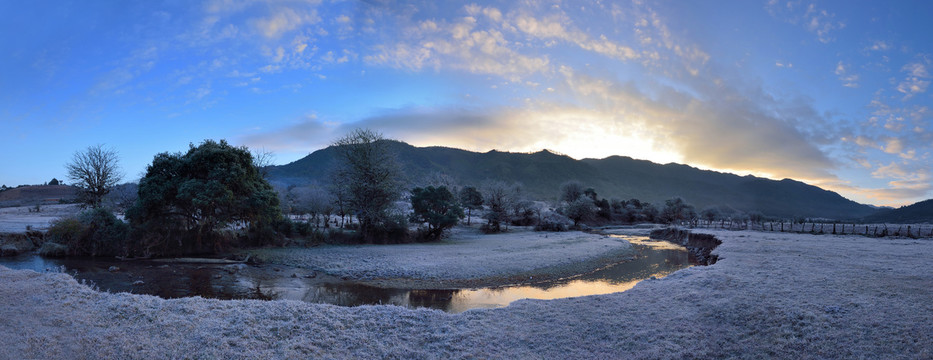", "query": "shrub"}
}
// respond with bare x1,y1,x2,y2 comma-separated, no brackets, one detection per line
480,222,502,234
38,242,69,257
46,217,88,250
78,207,129,255
45,208,128,257
534,211,572,232
372,213,410,244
